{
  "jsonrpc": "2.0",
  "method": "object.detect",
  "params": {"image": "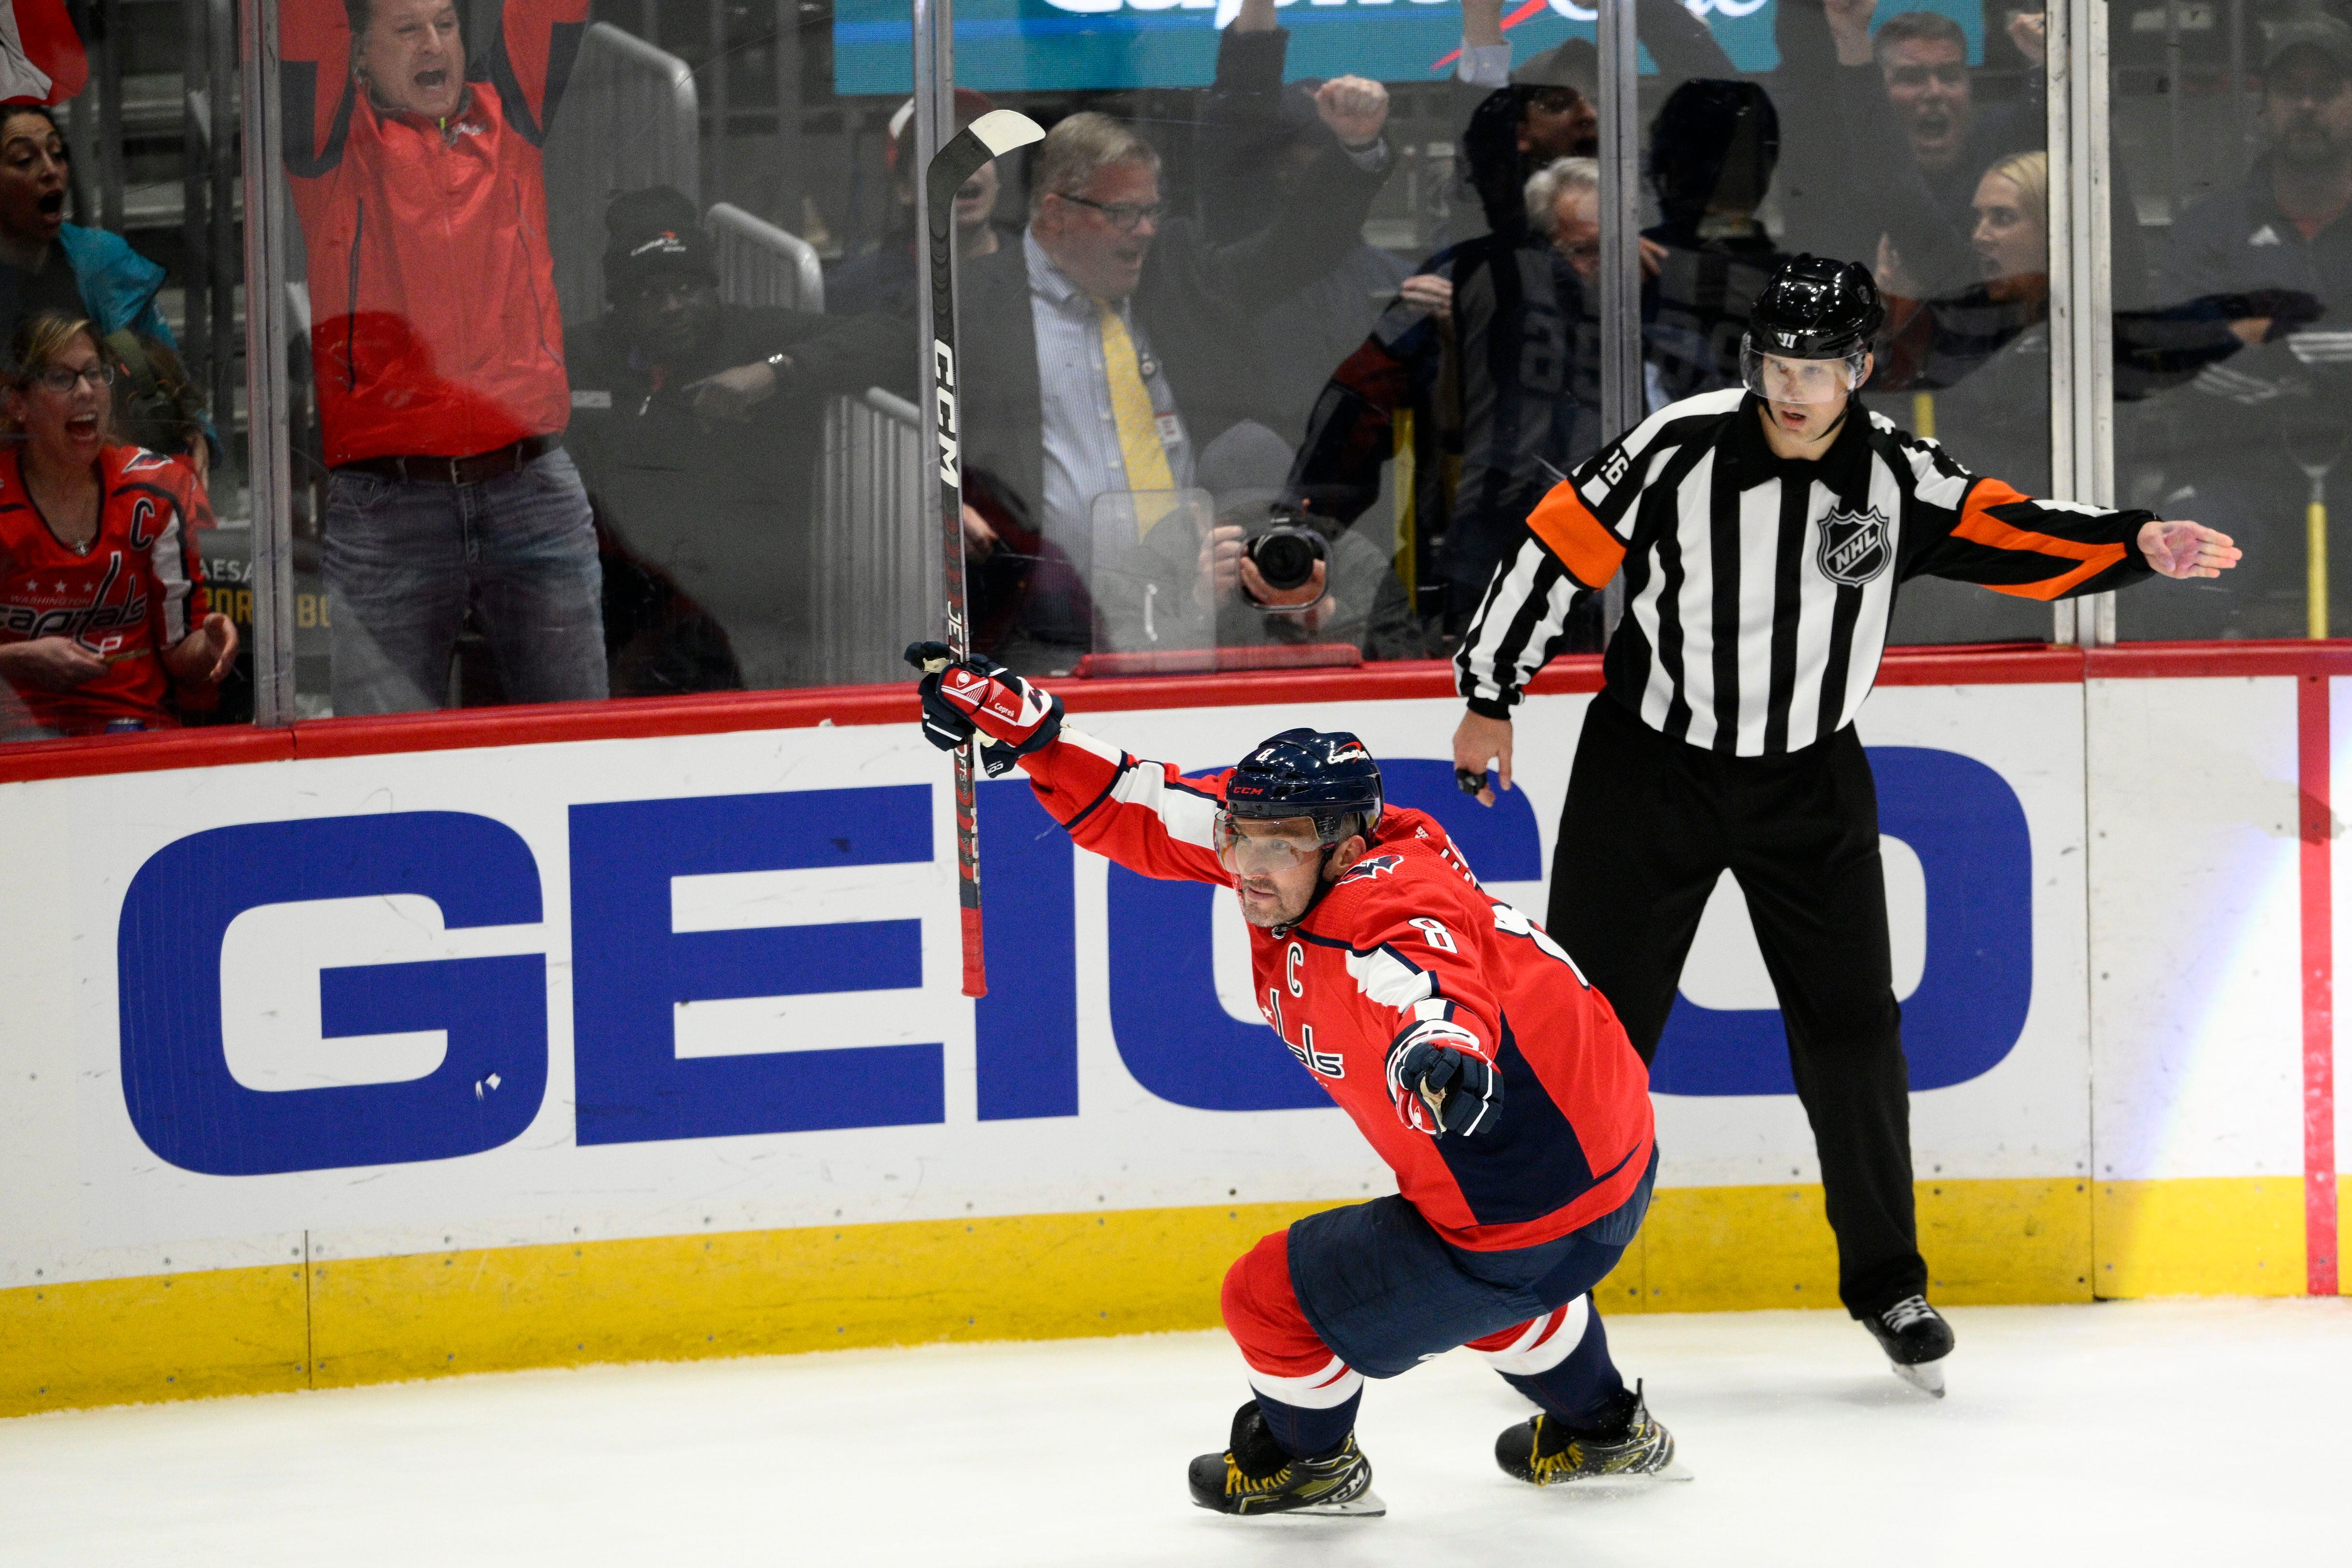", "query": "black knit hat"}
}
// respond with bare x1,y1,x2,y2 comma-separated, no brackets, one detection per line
601,185,716,301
